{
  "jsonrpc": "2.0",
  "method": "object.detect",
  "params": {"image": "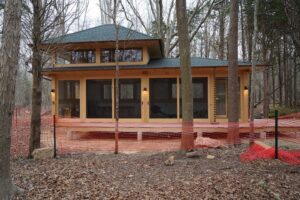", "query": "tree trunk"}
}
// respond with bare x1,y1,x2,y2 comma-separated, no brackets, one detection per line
0,0,22,198
263,69,270,117
156,0,165,57
218,0,225,60
227,0,240,145
272,64,276,107
29,0,43,158
246,10,253,62
282,0,300,58
278,42,283,106
283,35,289,107
262,37,270,118
113,0,120,154
176,0,194,150
240,0,246,61
293,55,297,107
